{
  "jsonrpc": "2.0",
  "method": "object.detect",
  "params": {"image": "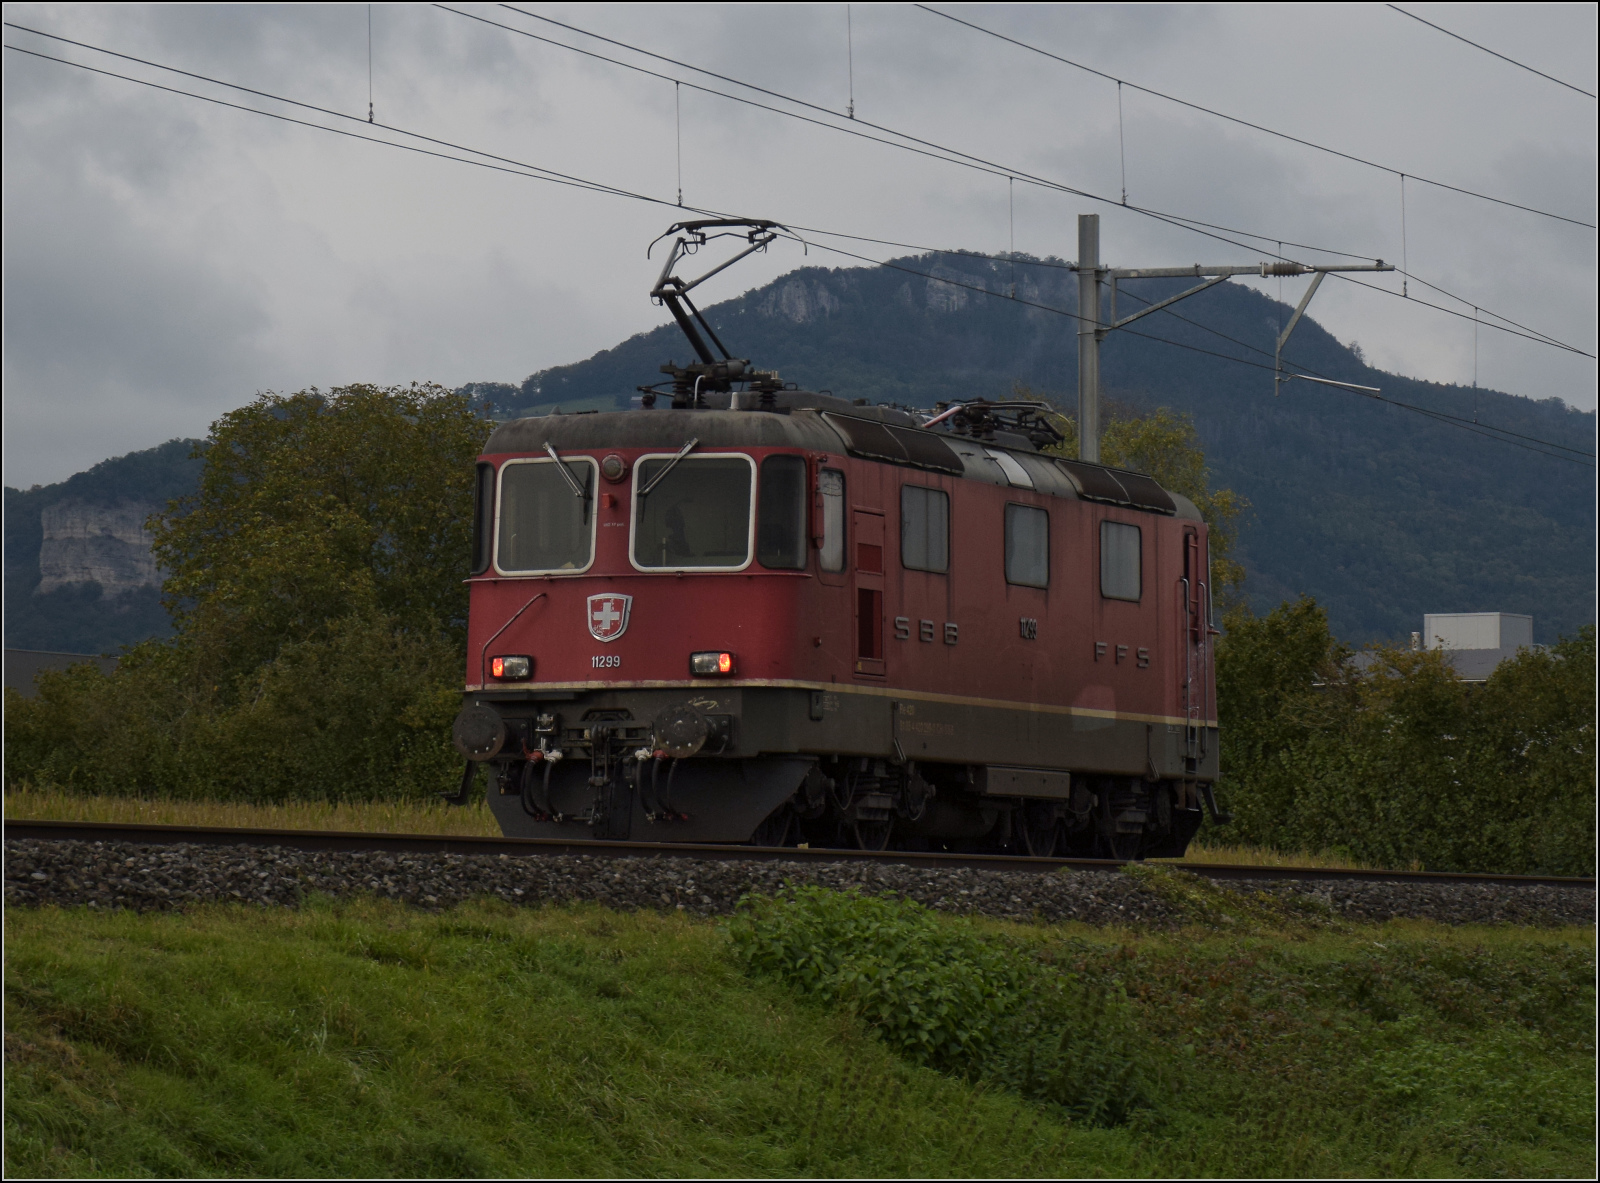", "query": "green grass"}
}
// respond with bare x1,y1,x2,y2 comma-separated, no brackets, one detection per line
5,889,1594,1178
4,784,503,837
